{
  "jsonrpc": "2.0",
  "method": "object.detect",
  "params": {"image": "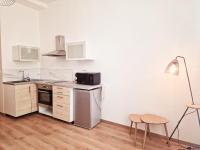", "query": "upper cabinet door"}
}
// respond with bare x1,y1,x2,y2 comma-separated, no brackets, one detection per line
21,47,39,60
13,45,40,62
66,41,86,60
66,41,94,61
